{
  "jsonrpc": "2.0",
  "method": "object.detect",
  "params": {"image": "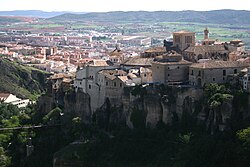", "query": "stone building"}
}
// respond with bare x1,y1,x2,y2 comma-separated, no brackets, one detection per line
108,44,124,64
139,67,153,83
141,46,167,58
184,45,229,62
152,51,192,85
97,69,128,106
73,60,114,111
226,39,245,53
189,61,249,87
242,67,250,92
173,30,195,51
183,28,245,62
